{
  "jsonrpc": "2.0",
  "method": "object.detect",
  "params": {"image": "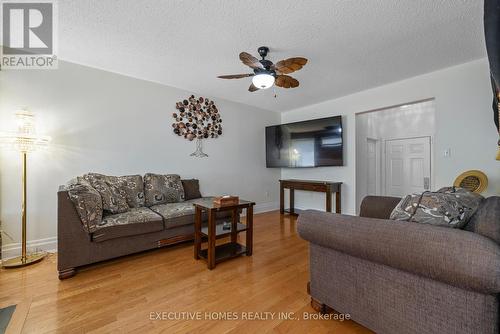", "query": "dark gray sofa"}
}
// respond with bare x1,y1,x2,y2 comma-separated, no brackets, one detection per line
298,195,500,334
58,178,233,279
